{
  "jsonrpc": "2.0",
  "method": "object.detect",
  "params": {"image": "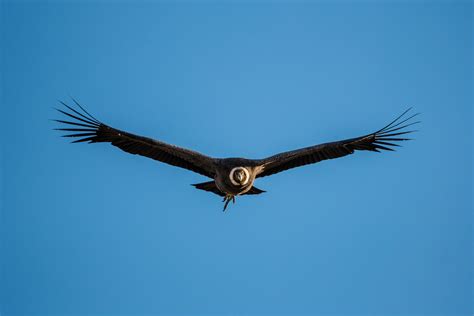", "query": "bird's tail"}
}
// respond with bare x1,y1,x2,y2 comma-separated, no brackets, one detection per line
192,181,266,196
